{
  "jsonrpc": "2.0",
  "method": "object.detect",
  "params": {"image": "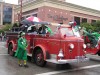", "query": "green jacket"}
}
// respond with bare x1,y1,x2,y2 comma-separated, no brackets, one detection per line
15,37,28,60
46,26,53,34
